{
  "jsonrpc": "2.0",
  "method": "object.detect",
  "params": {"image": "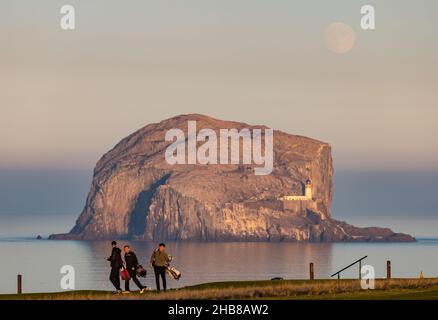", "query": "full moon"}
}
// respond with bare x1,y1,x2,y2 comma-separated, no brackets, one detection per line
324,22,356,54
